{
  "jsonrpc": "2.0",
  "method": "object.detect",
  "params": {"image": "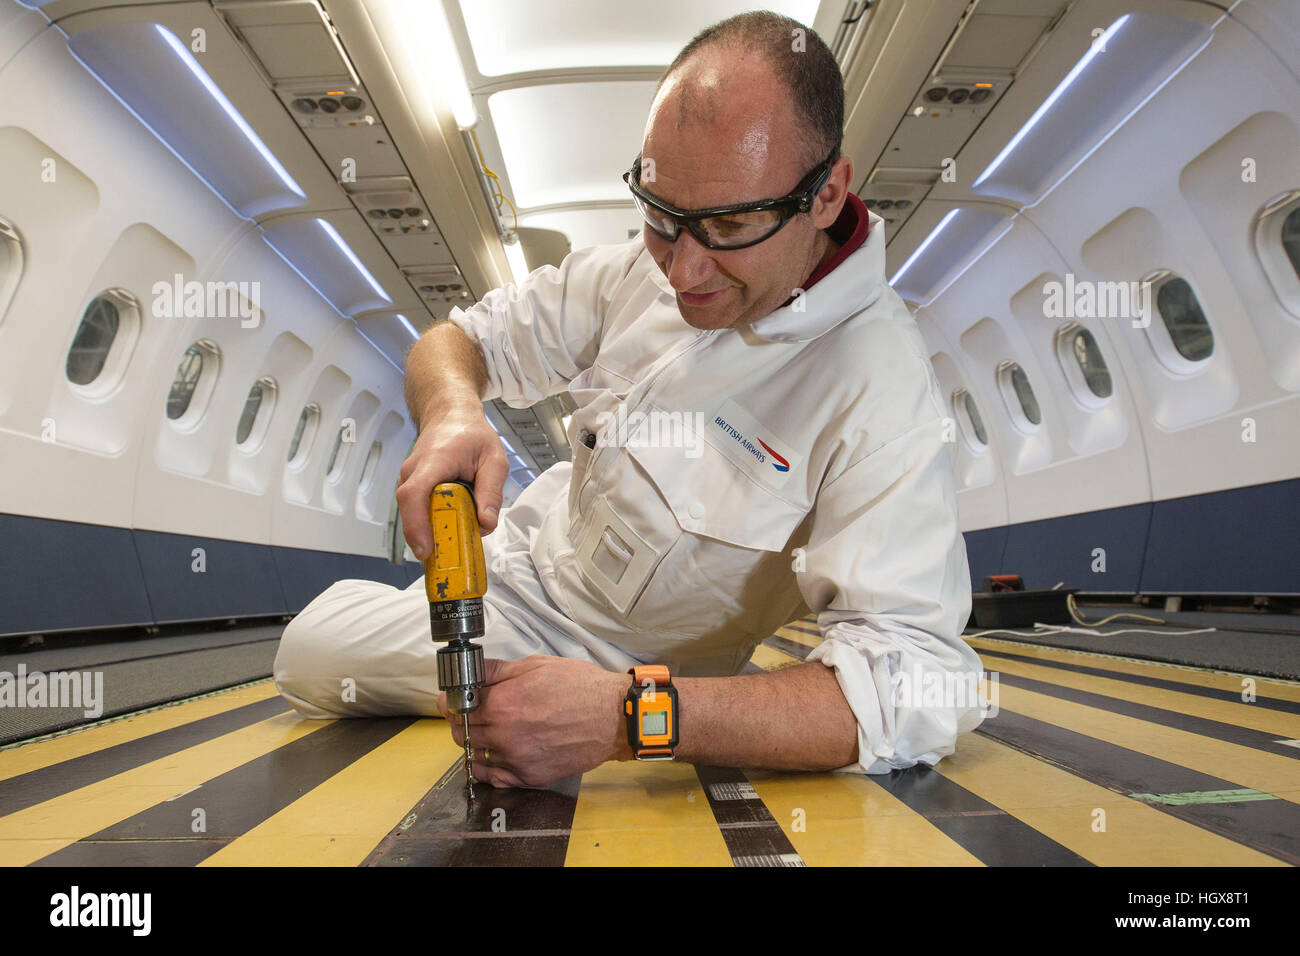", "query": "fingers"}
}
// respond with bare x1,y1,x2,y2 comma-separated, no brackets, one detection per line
472,760,523,789
444,710,492,744
472,442,509,533
395,416,509,557
396,453,438,562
